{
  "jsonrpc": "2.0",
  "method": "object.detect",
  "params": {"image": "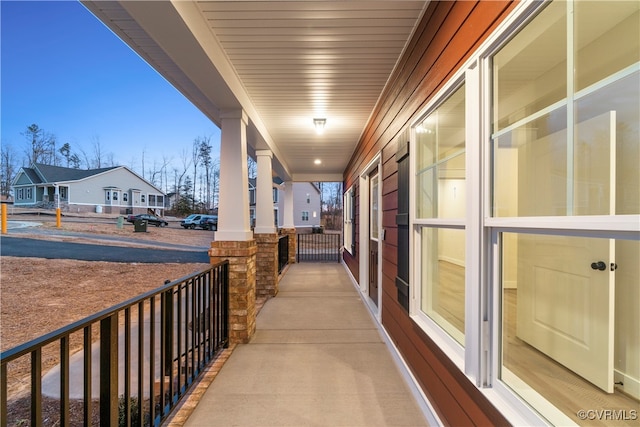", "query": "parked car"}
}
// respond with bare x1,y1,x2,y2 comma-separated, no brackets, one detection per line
126,213,168,227
181,214,203,229
199,215,218,230
181,214,216,229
